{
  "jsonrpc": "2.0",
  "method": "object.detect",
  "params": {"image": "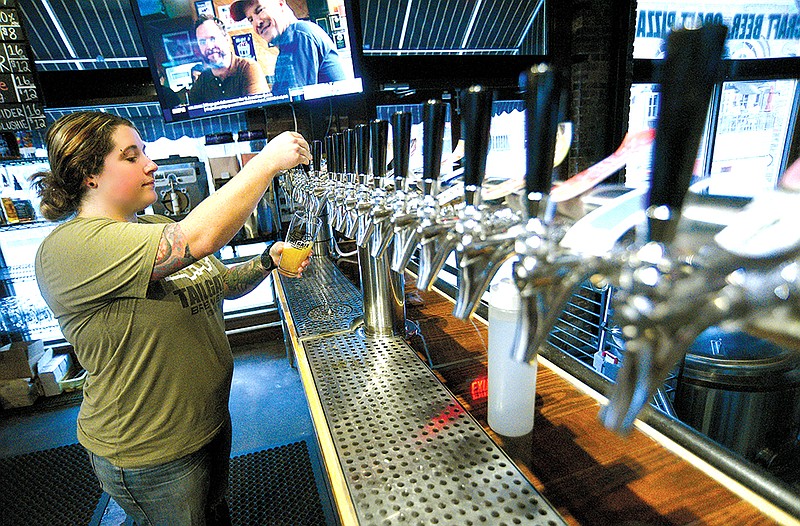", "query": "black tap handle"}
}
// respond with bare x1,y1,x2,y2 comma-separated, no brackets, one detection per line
355,124,370,176
520,64,562,220
461,86,494,207
312,140,322,172
335,132,346,176
647,23,727,243
324,136,335,173
344,129,357,174
391,111,411,188
422,99,446,196
370,119,389,179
